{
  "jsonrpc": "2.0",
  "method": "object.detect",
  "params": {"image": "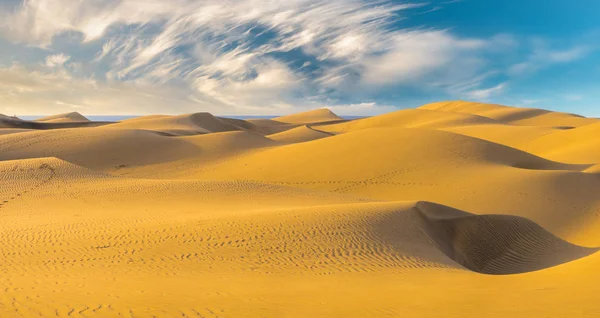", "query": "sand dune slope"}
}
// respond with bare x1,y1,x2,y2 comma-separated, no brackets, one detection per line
416,202,597,274
526,122,600,164
268,125,334,143
318,108,497,134
0,128,201,170
0,128,34,135
106,113,248,135
194,127,591,184
274,108,344,124
198,127,587,179
35,112,90,123
1,115,107,130
421,100,597,127
0,114,21,121
439,123,558,149
584,164,600,174
189,127,600,245
0,127,286,177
